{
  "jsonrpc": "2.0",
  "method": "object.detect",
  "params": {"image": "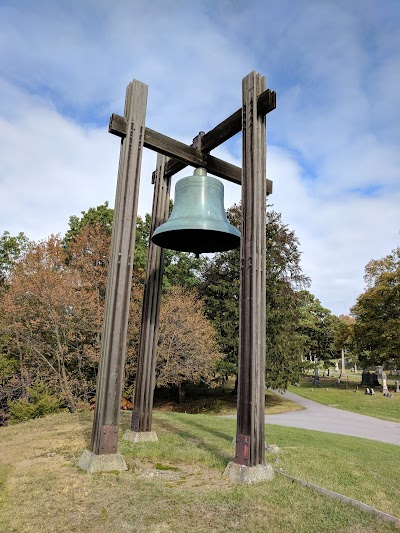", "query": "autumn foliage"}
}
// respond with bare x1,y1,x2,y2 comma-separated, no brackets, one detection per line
0,222,223,423
156,287,222,387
